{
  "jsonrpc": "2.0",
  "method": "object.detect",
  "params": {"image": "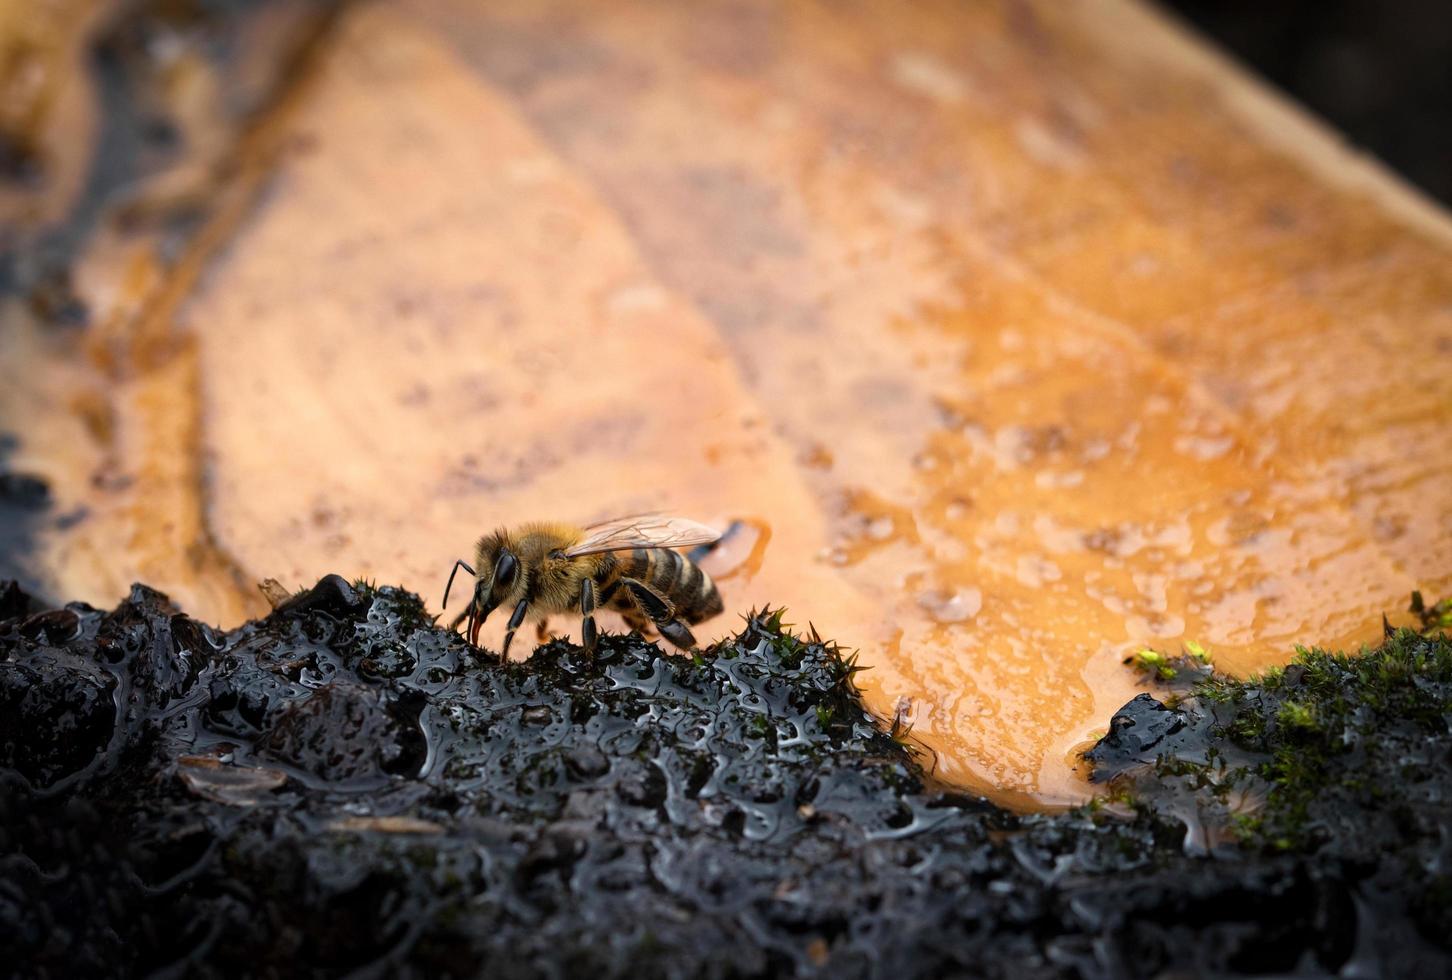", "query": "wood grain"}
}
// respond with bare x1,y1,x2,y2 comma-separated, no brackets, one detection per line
2,0,1448,805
